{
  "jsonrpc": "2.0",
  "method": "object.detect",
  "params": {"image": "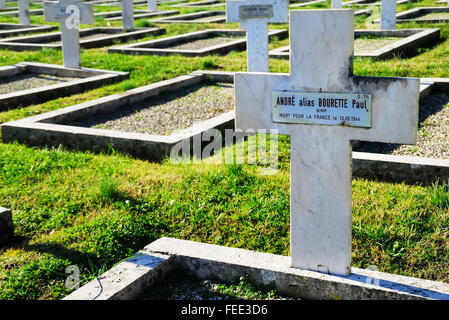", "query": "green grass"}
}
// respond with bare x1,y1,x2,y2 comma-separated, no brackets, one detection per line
1,0,449,300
